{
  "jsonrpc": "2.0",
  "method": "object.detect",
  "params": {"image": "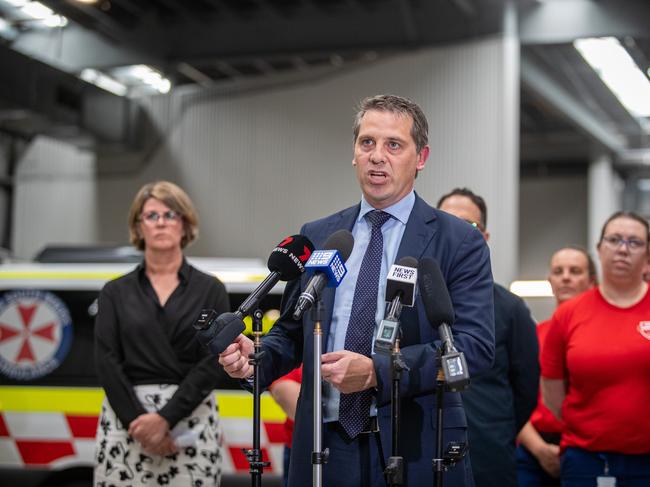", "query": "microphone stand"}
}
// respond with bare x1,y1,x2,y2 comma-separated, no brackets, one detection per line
311,299,328,487
244,309,269,487
433,353,446,487
432,323,469,487
383,300,409,487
